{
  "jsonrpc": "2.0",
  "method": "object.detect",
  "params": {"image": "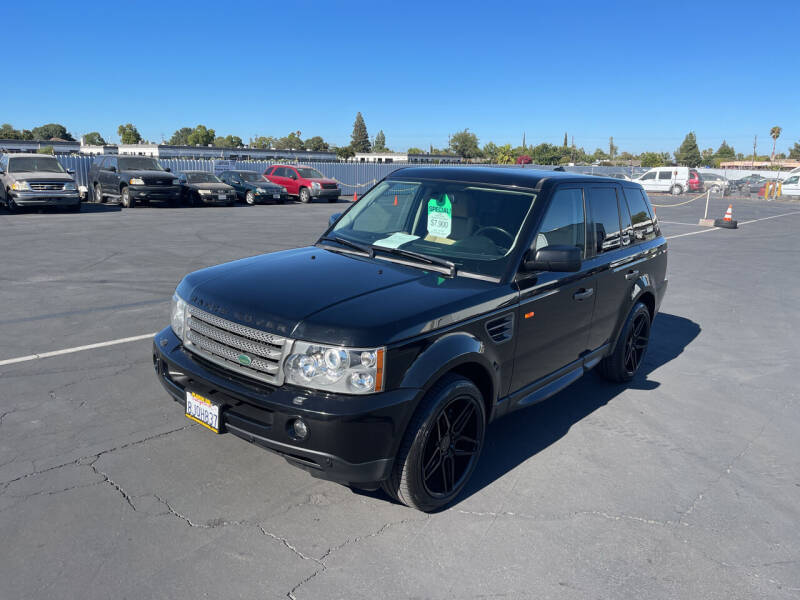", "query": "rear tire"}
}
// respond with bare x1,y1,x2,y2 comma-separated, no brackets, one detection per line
382,374,486,512
299,187,311,203
120,187,135,208
598,302,651,383
93,183,104,204
670,184,683,195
